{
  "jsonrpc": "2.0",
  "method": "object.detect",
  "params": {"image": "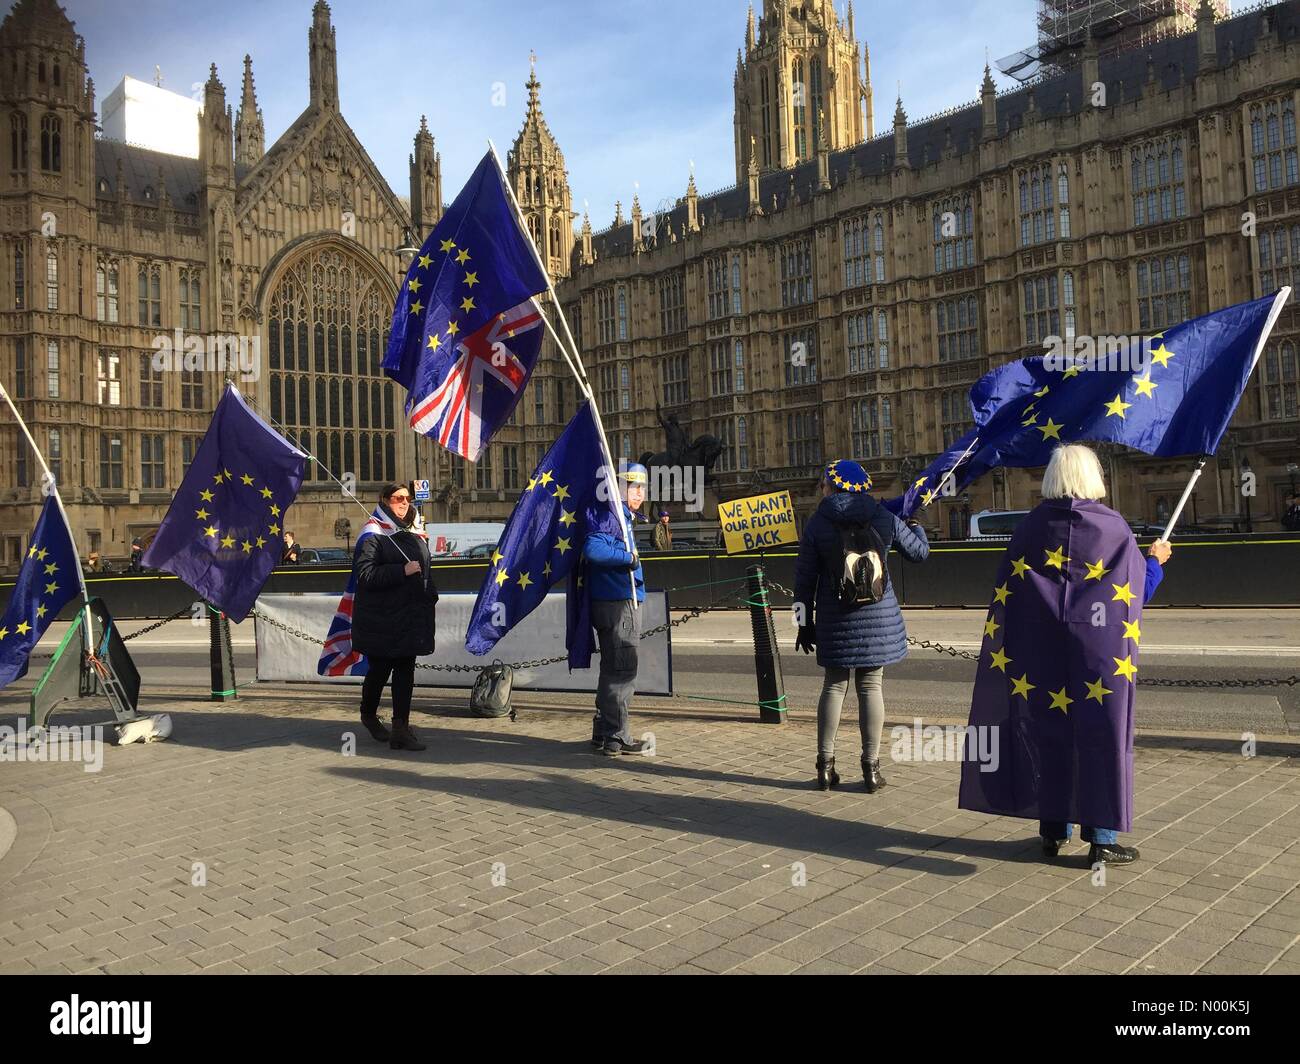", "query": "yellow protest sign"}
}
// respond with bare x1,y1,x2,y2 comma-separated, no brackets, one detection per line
718,491,799,554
